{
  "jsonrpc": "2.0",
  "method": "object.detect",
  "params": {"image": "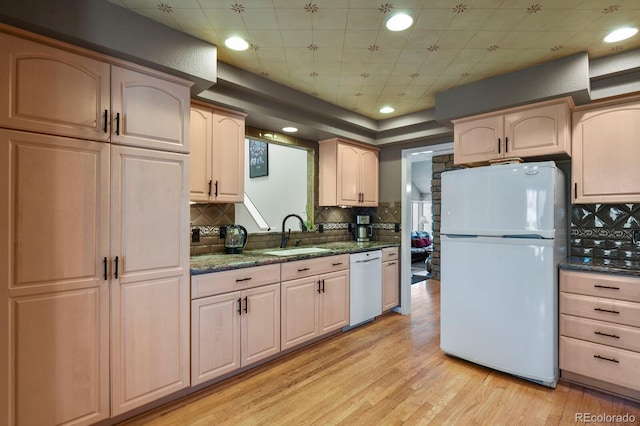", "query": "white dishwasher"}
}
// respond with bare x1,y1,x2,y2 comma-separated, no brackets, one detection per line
347,250,382,328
